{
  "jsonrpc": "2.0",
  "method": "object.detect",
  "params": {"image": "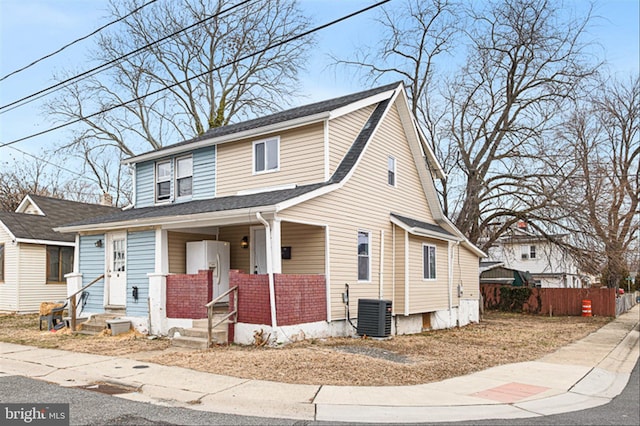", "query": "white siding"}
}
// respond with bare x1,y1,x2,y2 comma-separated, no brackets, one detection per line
0,226,17,311
17,244,68,313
